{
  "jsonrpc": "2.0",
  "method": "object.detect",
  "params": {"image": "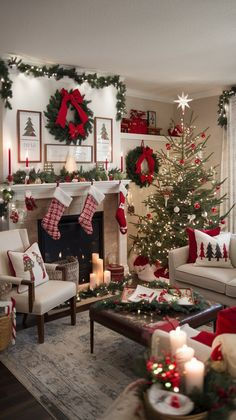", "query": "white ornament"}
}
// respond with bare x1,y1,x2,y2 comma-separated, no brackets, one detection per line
201,211,208,218
188,214,196,222
164,194,169,207
157,241,162,247
174,206,180,213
